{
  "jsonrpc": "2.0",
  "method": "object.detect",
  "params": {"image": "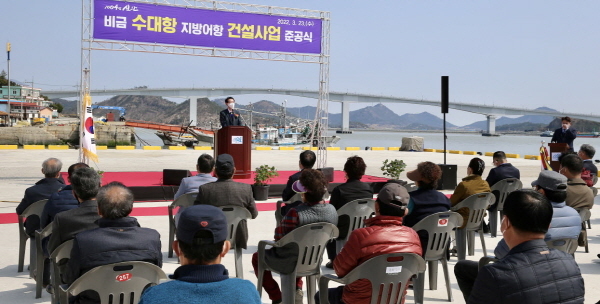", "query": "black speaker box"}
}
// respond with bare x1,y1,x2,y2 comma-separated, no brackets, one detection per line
441,76,449,114
317,167,334,182
163,169,192,186
437,164,457,190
